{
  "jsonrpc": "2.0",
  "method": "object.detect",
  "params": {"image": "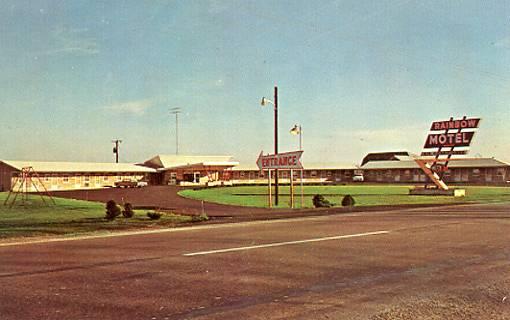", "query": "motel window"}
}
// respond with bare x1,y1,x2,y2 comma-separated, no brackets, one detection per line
281,171,288,178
